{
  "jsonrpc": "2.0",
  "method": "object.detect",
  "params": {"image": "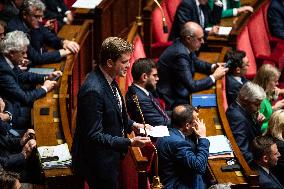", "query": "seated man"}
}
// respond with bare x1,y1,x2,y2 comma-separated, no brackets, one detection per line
169,0,223,40
0,0,23,23
0,31,60,129
157,22,228,110
156,104,209,189
7,0,79,66
126,58,170,127
226,82,266,164
268,0,284,39
225,50,249,105
251,136,284,189
42,0,73,30
208,0,253,18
